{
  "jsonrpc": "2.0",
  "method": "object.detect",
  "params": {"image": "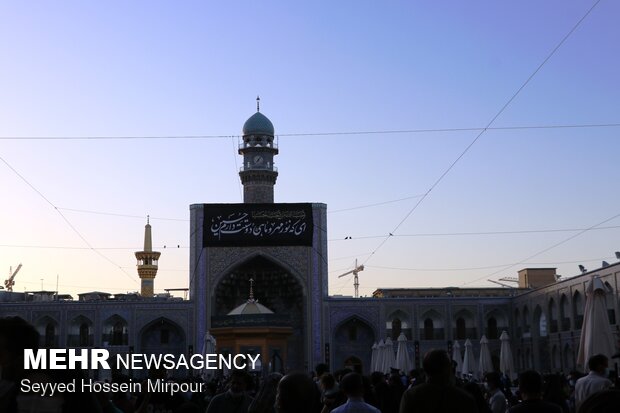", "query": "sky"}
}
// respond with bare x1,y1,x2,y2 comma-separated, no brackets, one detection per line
0,1,619,298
